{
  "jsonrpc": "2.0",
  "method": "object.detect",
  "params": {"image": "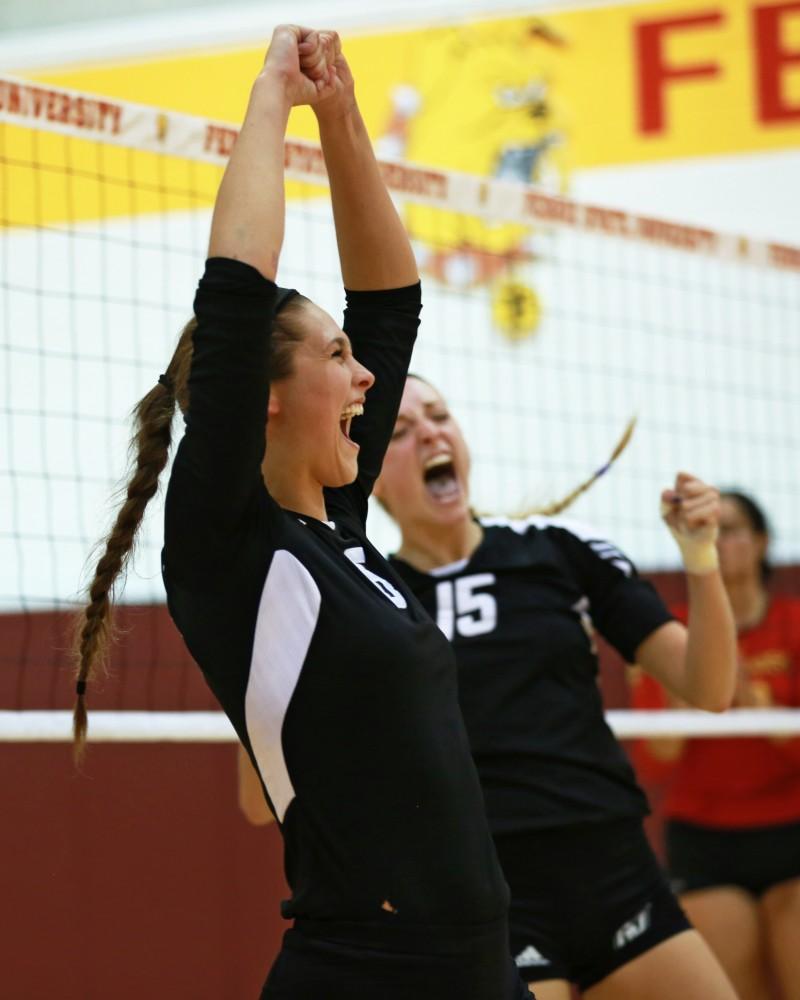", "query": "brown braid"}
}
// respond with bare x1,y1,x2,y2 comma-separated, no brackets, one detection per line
71,295,309,761
71,319,195,761
520,416,637,518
